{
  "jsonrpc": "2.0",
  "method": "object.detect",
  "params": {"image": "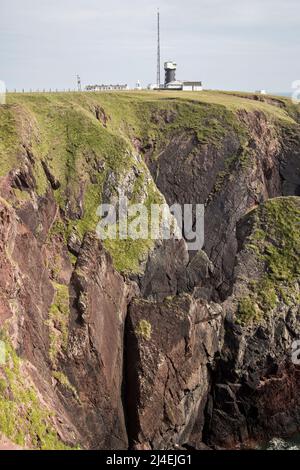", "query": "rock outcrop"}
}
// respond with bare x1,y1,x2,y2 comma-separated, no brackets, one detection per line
64,233,136,449
125,295,223,449
0,196,137,449
204,197,300,448
146,110,300,300
1,91,300,449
